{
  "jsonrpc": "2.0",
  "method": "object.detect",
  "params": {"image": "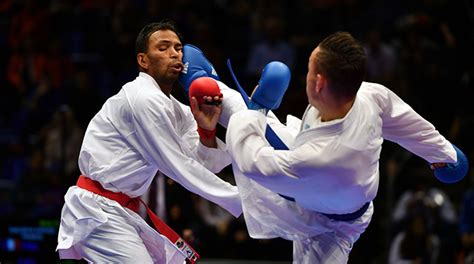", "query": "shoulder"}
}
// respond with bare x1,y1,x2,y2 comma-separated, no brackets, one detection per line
357,81,396,106
122,76,170,118
358,82,390,97
130,75,167,103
